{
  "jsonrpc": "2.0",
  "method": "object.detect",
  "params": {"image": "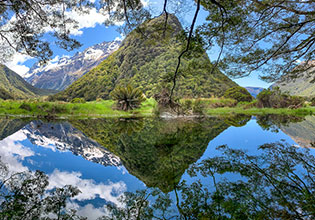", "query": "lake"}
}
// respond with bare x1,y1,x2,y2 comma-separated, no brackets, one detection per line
0,115,314,219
